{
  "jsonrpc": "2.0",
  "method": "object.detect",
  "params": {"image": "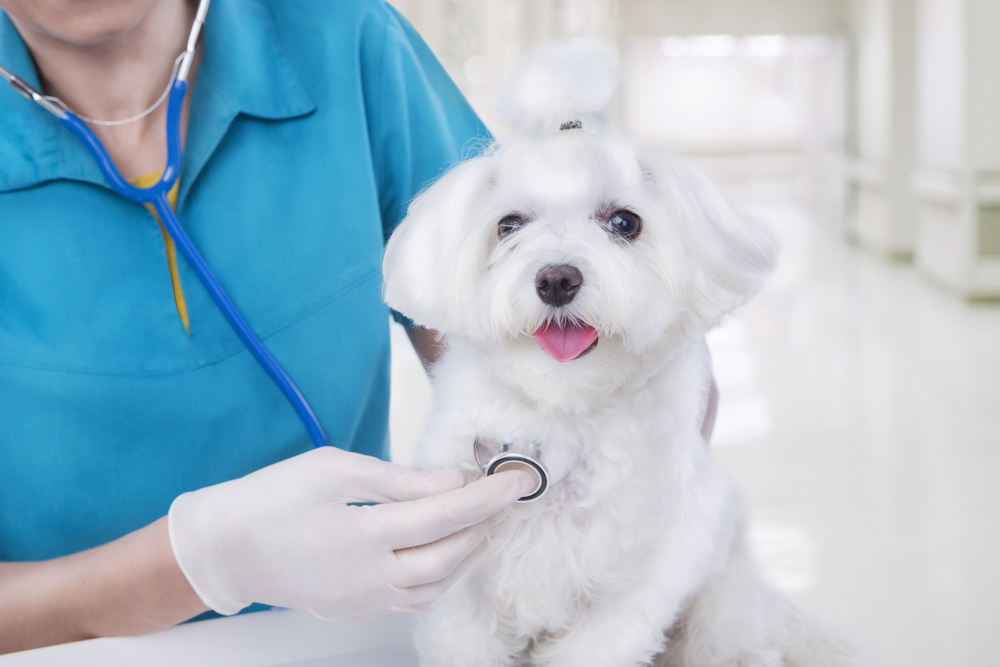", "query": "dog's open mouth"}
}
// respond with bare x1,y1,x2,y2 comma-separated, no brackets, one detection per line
532,322,599,362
